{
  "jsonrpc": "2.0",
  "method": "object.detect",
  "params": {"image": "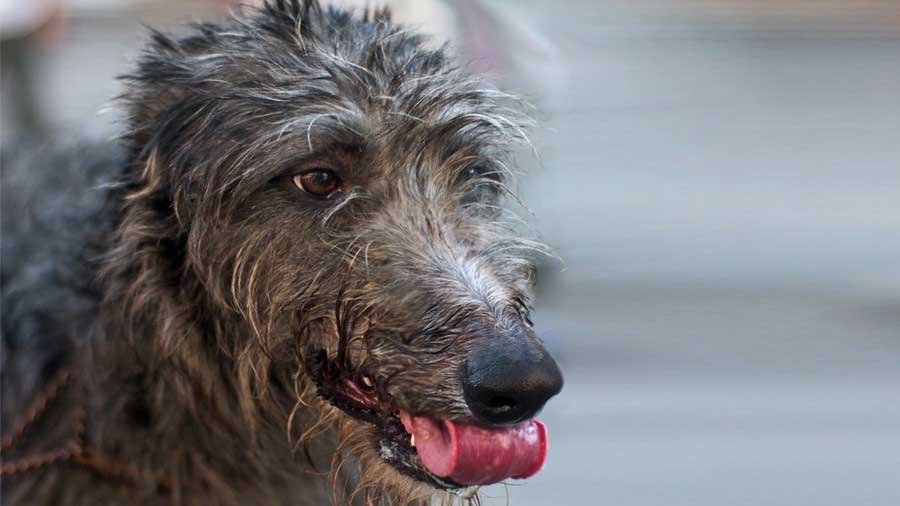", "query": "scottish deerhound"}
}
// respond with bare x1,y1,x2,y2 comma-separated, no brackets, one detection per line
0,1,563,504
